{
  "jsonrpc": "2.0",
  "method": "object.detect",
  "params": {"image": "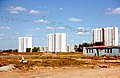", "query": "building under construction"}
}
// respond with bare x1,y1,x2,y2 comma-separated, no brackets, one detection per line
83,46,120,56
